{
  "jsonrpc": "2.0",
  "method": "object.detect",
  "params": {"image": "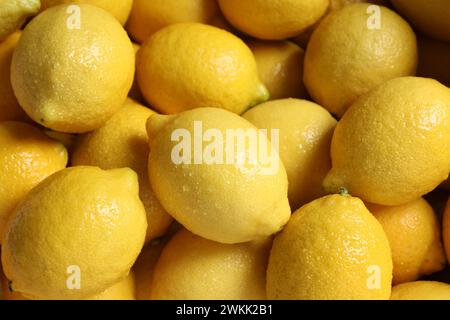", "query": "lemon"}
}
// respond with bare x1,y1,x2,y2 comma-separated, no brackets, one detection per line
390,0,450,42
367,198,446,285
218,0,329,40
40,0,133,25
443,198,450,261
146,107,290,244
247,40,307,100
391,281,450,300
304,3,417,117
0,32,27,121
137,23,268,115
0,121,68,241
11,4,135,133
293,0,390,48
72,99,172,242
323,77,450,206
126,0,224,44
417,35,450,88
243,99,337,210
2,271,136,300
0,0,40,40
267,194,392,300
88,272,135,300
1,166,147,299
150,229,270,300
